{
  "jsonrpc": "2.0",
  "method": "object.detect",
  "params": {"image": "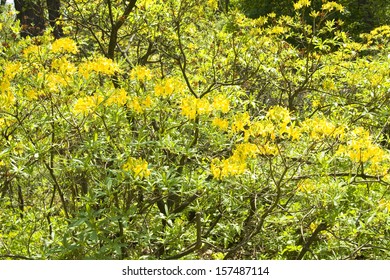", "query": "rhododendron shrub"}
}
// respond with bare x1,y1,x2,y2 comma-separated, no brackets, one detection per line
0,1,390,260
